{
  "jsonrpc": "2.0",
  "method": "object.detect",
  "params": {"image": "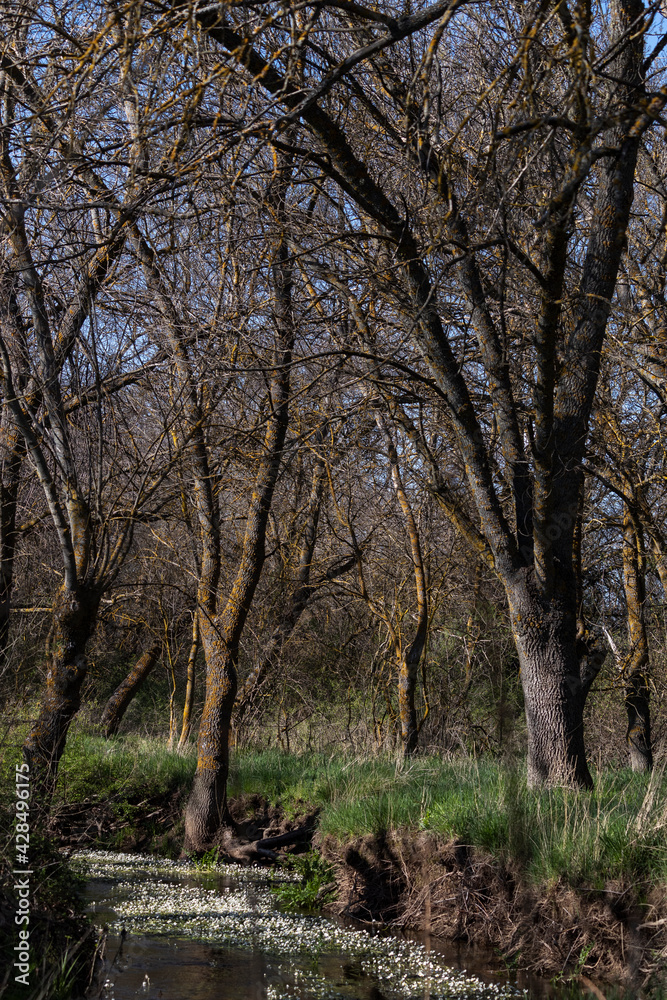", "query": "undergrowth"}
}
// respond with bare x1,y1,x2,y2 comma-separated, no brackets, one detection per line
0,834,94,1000
54,731,197,804
271,851,337,911
4,732,667,891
